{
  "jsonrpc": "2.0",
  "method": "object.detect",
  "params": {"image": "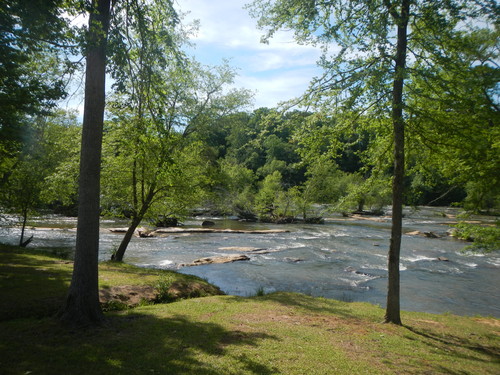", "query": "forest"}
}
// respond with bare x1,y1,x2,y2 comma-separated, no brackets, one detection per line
1,0,499,327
